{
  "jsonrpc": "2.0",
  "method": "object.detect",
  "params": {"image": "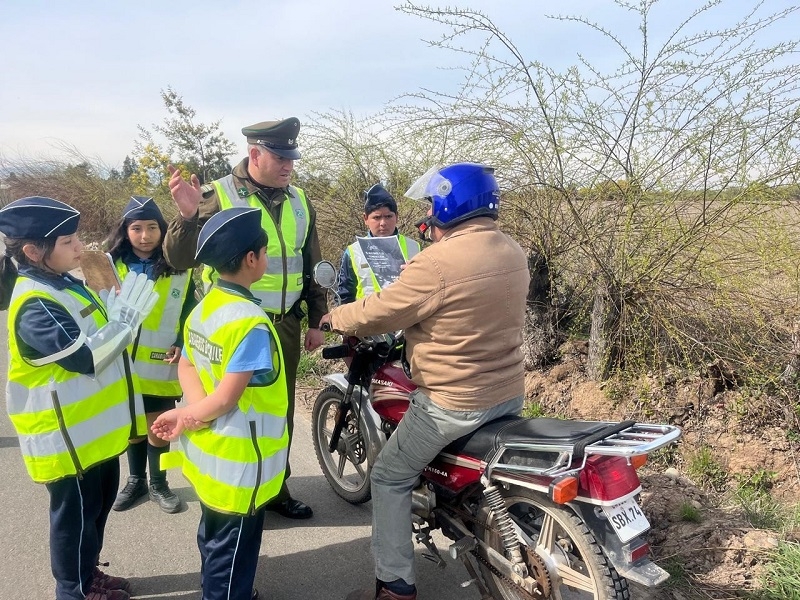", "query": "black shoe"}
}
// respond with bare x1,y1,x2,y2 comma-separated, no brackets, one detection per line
265,497,313,519
149,481,181,513
112,476,148,511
